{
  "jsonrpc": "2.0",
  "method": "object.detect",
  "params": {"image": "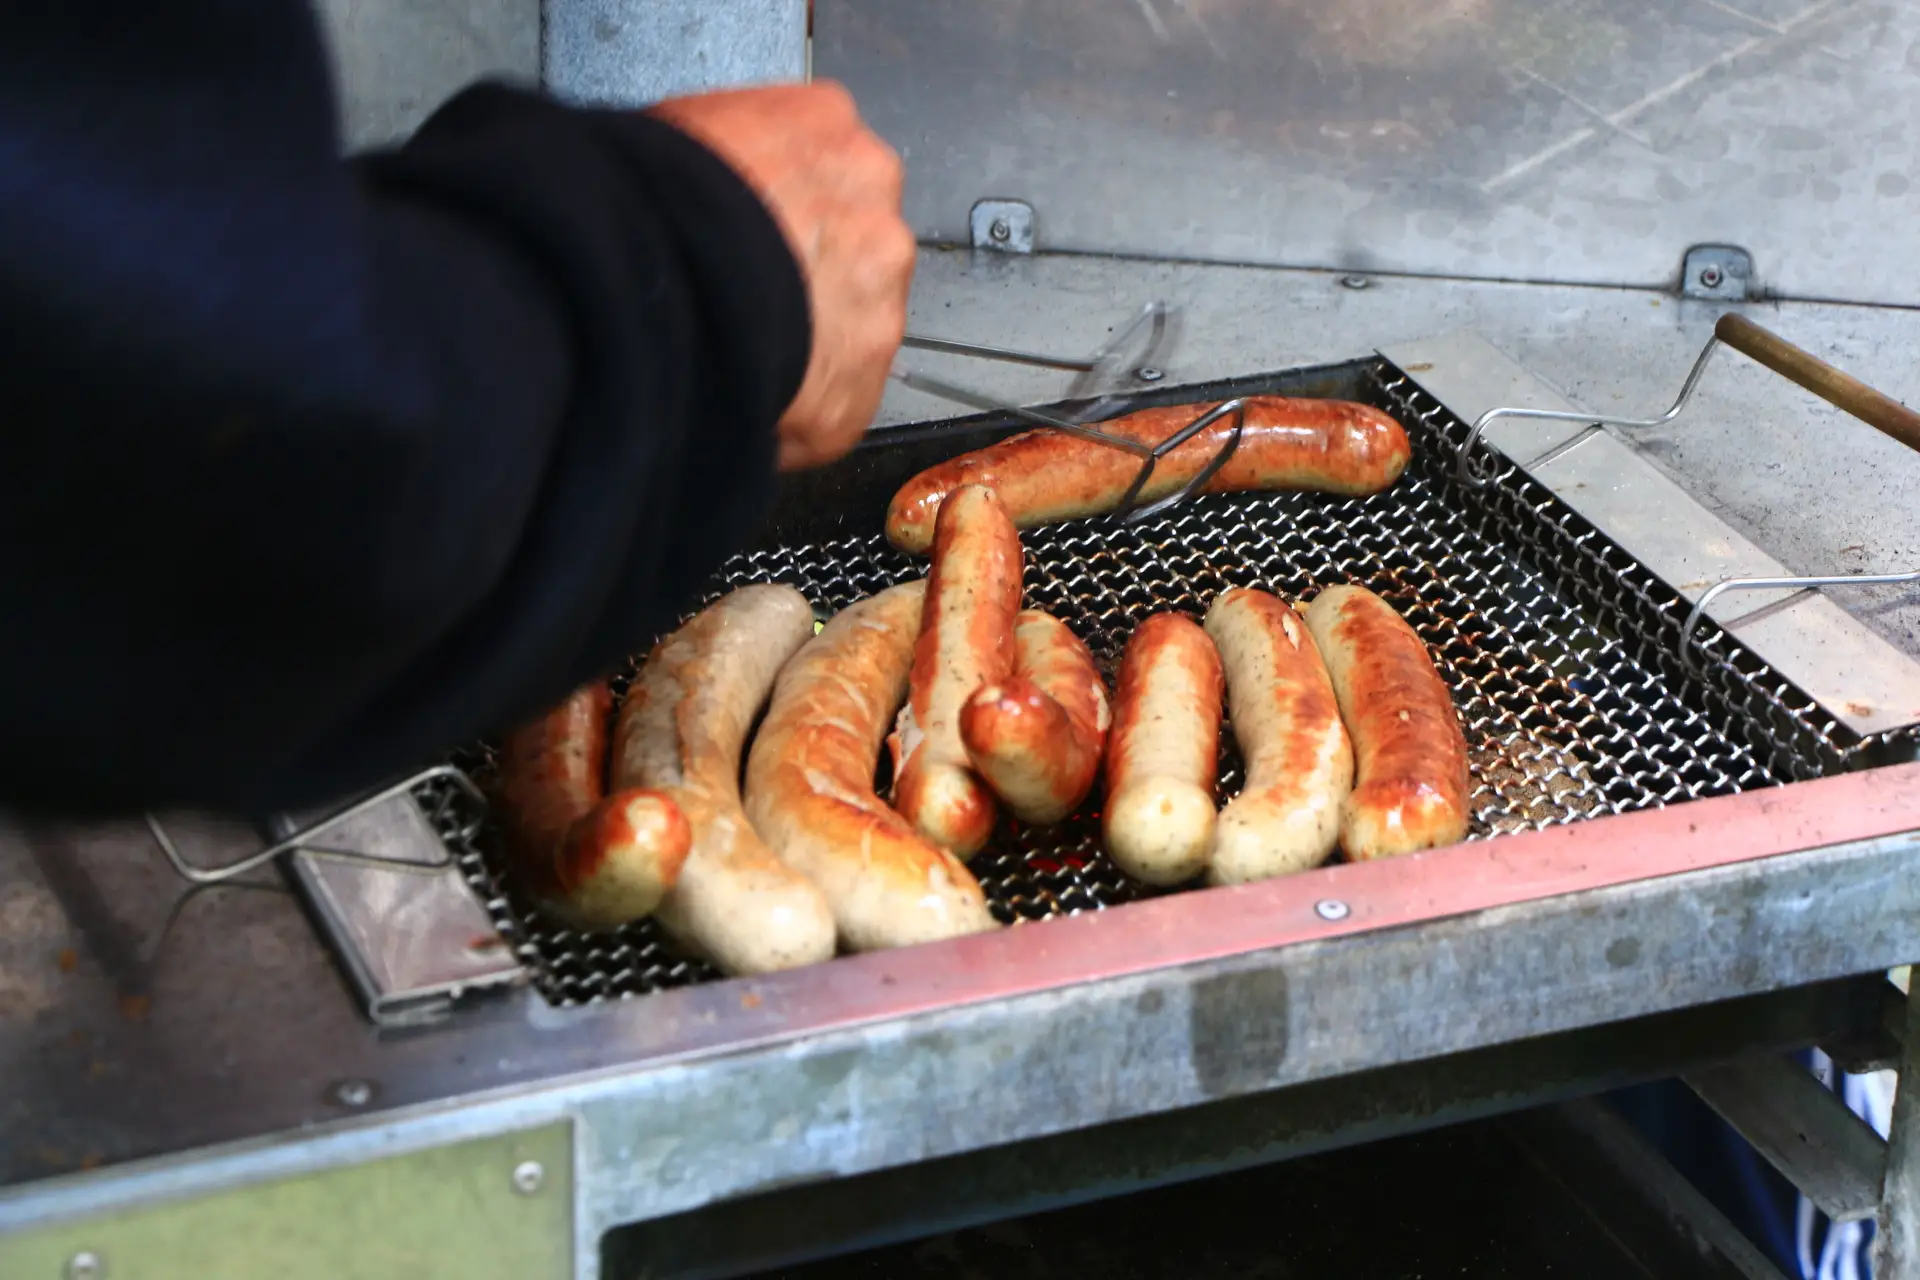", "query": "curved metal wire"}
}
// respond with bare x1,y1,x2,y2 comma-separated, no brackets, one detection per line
1681,572,1920,676
1455,335,1724,487
145,764,486,886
